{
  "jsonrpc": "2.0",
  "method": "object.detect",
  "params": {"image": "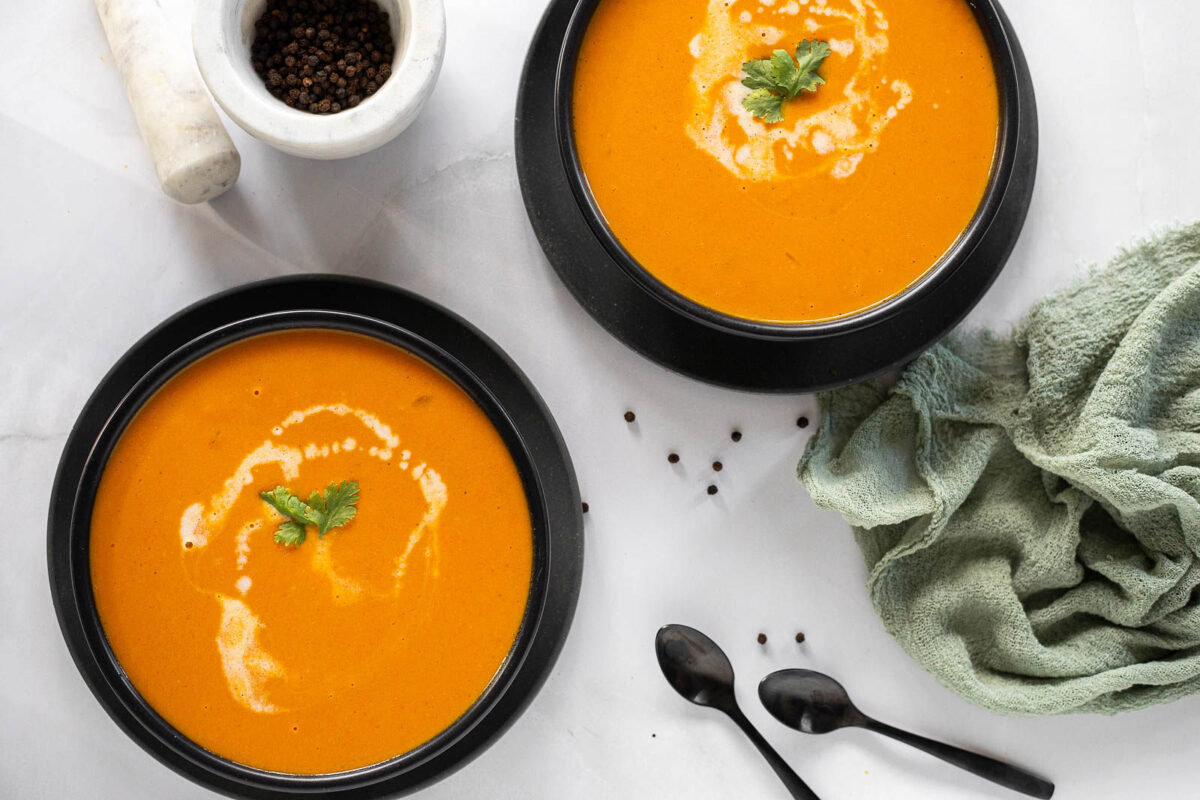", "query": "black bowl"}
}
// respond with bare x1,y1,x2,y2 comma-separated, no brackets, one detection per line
517,0,1038,392
47,276,584,799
